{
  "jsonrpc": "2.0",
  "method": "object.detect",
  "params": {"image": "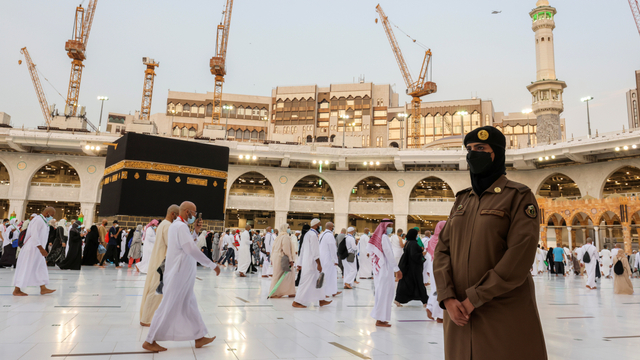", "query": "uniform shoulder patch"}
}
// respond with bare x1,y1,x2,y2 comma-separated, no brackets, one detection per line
455,187,472,197
506,180,531,193
525,204,538,218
